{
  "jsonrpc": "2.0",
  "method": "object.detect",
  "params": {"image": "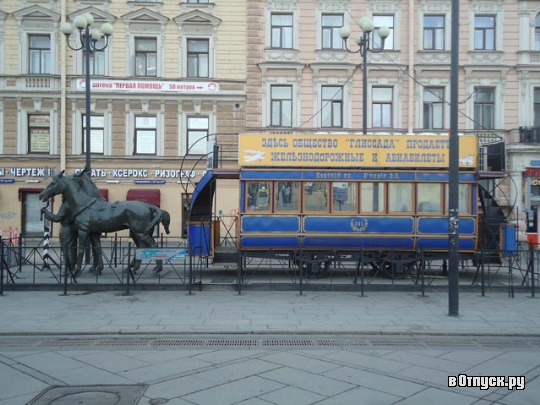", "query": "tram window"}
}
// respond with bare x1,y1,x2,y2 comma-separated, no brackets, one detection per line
388,183,413,212
360,182,385,213
304,182,328,212
332,182,357,212
276,181,299,212
444,184,470,214
246,181,271,212
417,183,441,213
